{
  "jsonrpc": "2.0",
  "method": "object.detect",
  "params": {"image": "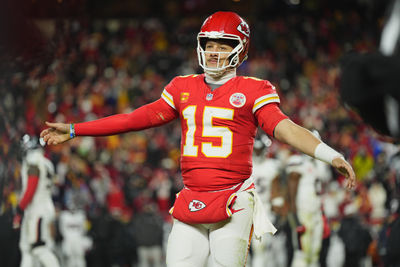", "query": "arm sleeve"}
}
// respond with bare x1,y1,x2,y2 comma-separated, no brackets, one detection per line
18,175,39,210
255,103,288,137
75,98,178,136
